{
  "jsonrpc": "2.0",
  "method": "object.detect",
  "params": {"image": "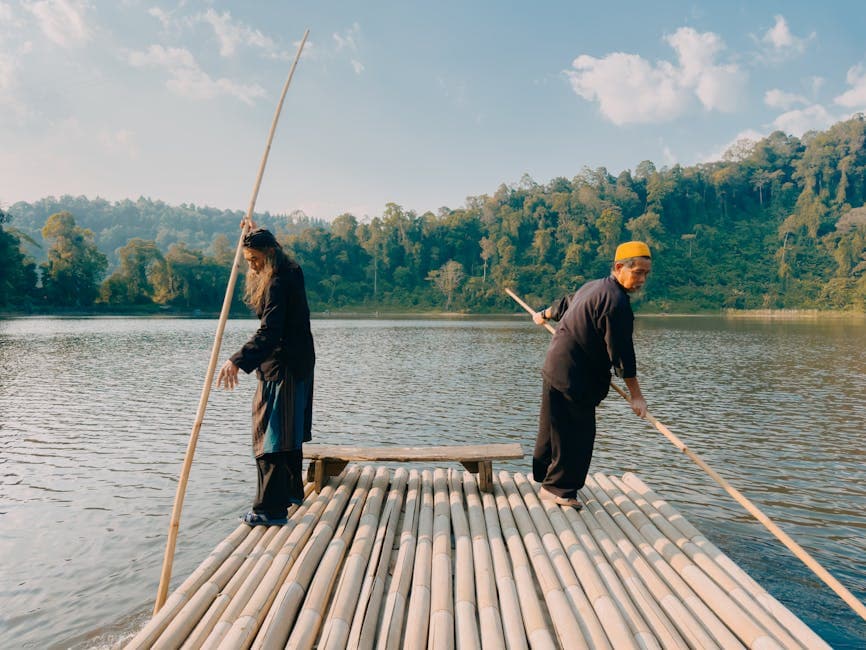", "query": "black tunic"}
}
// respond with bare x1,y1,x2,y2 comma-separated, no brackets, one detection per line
230,258,315,381
541,275,636,406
